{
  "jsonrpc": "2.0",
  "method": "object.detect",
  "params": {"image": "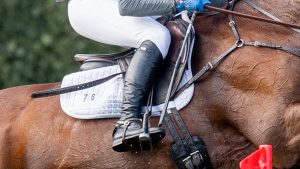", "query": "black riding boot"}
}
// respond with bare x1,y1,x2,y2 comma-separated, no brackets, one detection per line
112,41,166,152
